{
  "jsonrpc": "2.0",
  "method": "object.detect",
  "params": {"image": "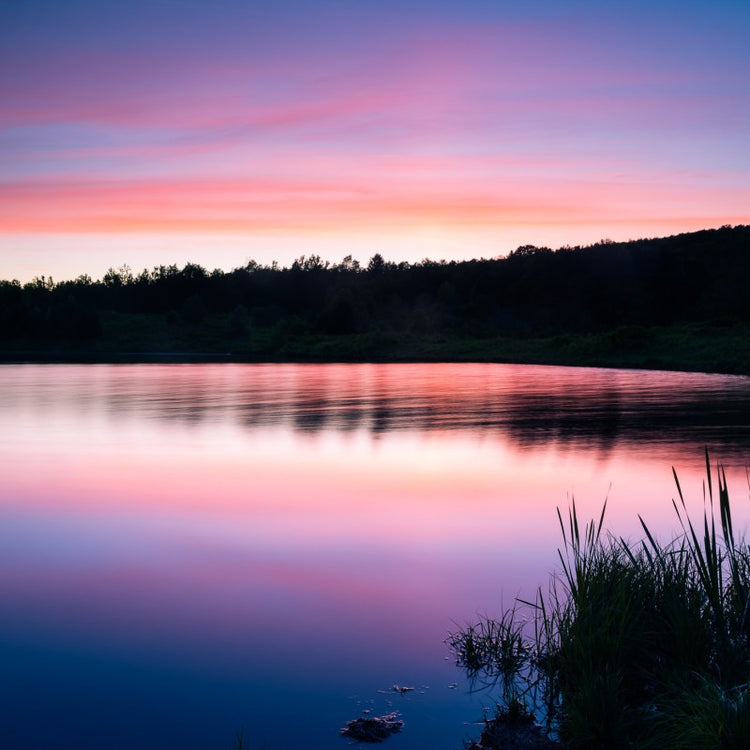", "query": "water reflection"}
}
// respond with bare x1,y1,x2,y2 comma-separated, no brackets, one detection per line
1,363,749,749
6,363,750,459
